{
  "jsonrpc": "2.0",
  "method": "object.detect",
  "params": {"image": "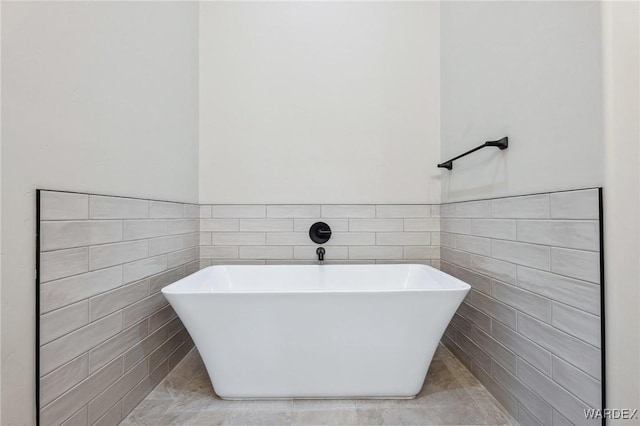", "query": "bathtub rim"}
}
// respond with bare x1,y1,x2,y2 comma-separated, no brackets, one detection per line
161,263,471,295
